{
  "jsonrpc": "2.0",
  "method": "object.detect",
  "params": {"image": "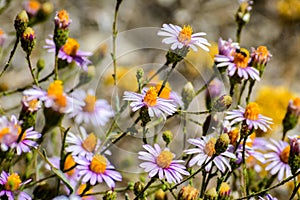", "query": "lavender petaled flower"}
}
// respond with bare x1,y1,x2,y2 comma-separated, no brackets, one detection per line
157,23,211,52
123,87,177,120
69,89,114,126
13,127,41,155
185,136,236,173
75,154,122,188
217,38,239,57
225,102,273,132
264,139,292,180
0,171,32,200
138,144,189,183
